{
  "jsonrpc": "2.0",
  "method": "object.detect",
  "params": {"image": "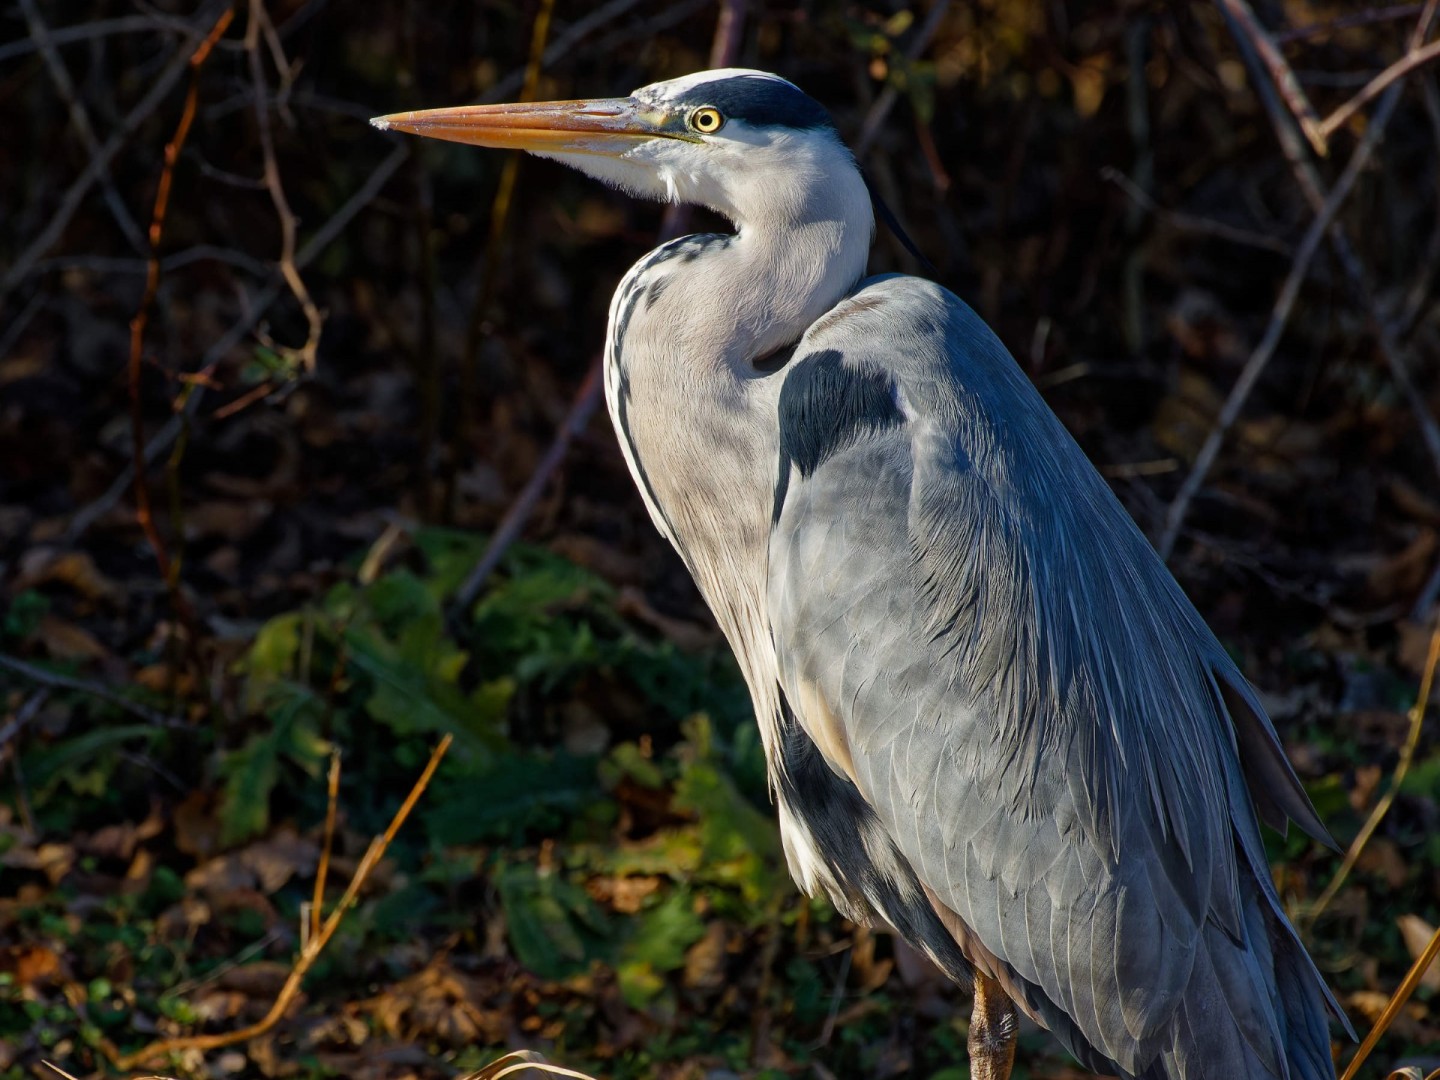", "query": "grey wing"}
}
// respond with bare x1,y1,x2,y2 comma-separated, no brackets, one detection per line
767,277,1348,1080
